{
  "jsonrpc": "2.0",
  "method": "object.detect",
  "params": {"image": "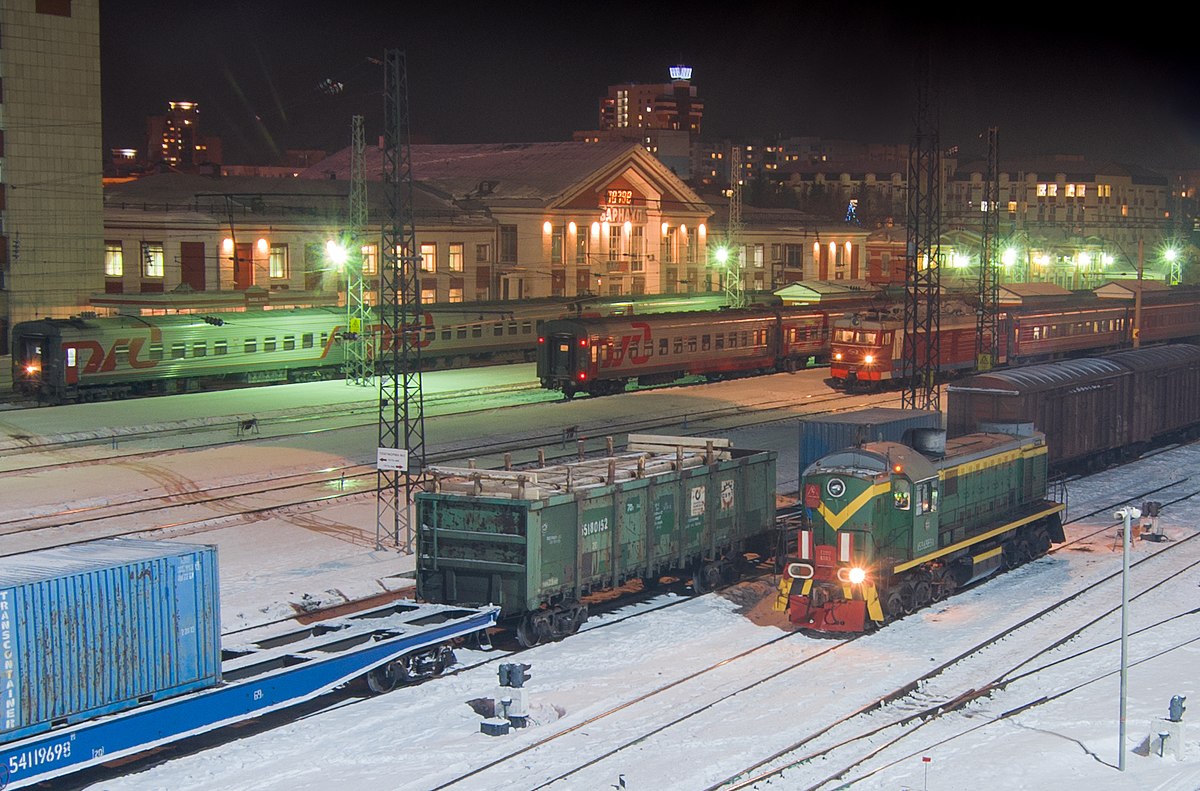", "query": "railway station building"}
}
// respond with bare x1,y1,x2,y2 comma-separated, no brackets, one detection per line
91,141,870,320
